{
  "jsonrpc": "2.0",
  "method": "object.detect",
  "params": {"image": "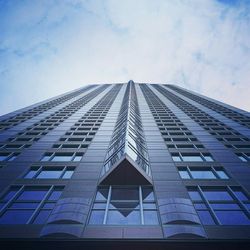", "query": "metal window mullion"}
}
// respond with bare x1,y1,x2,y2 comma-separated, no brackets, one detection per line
186,166,192,179
197,186,220,225
103,186,112,225
139,186,144,225
27,186,54,224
